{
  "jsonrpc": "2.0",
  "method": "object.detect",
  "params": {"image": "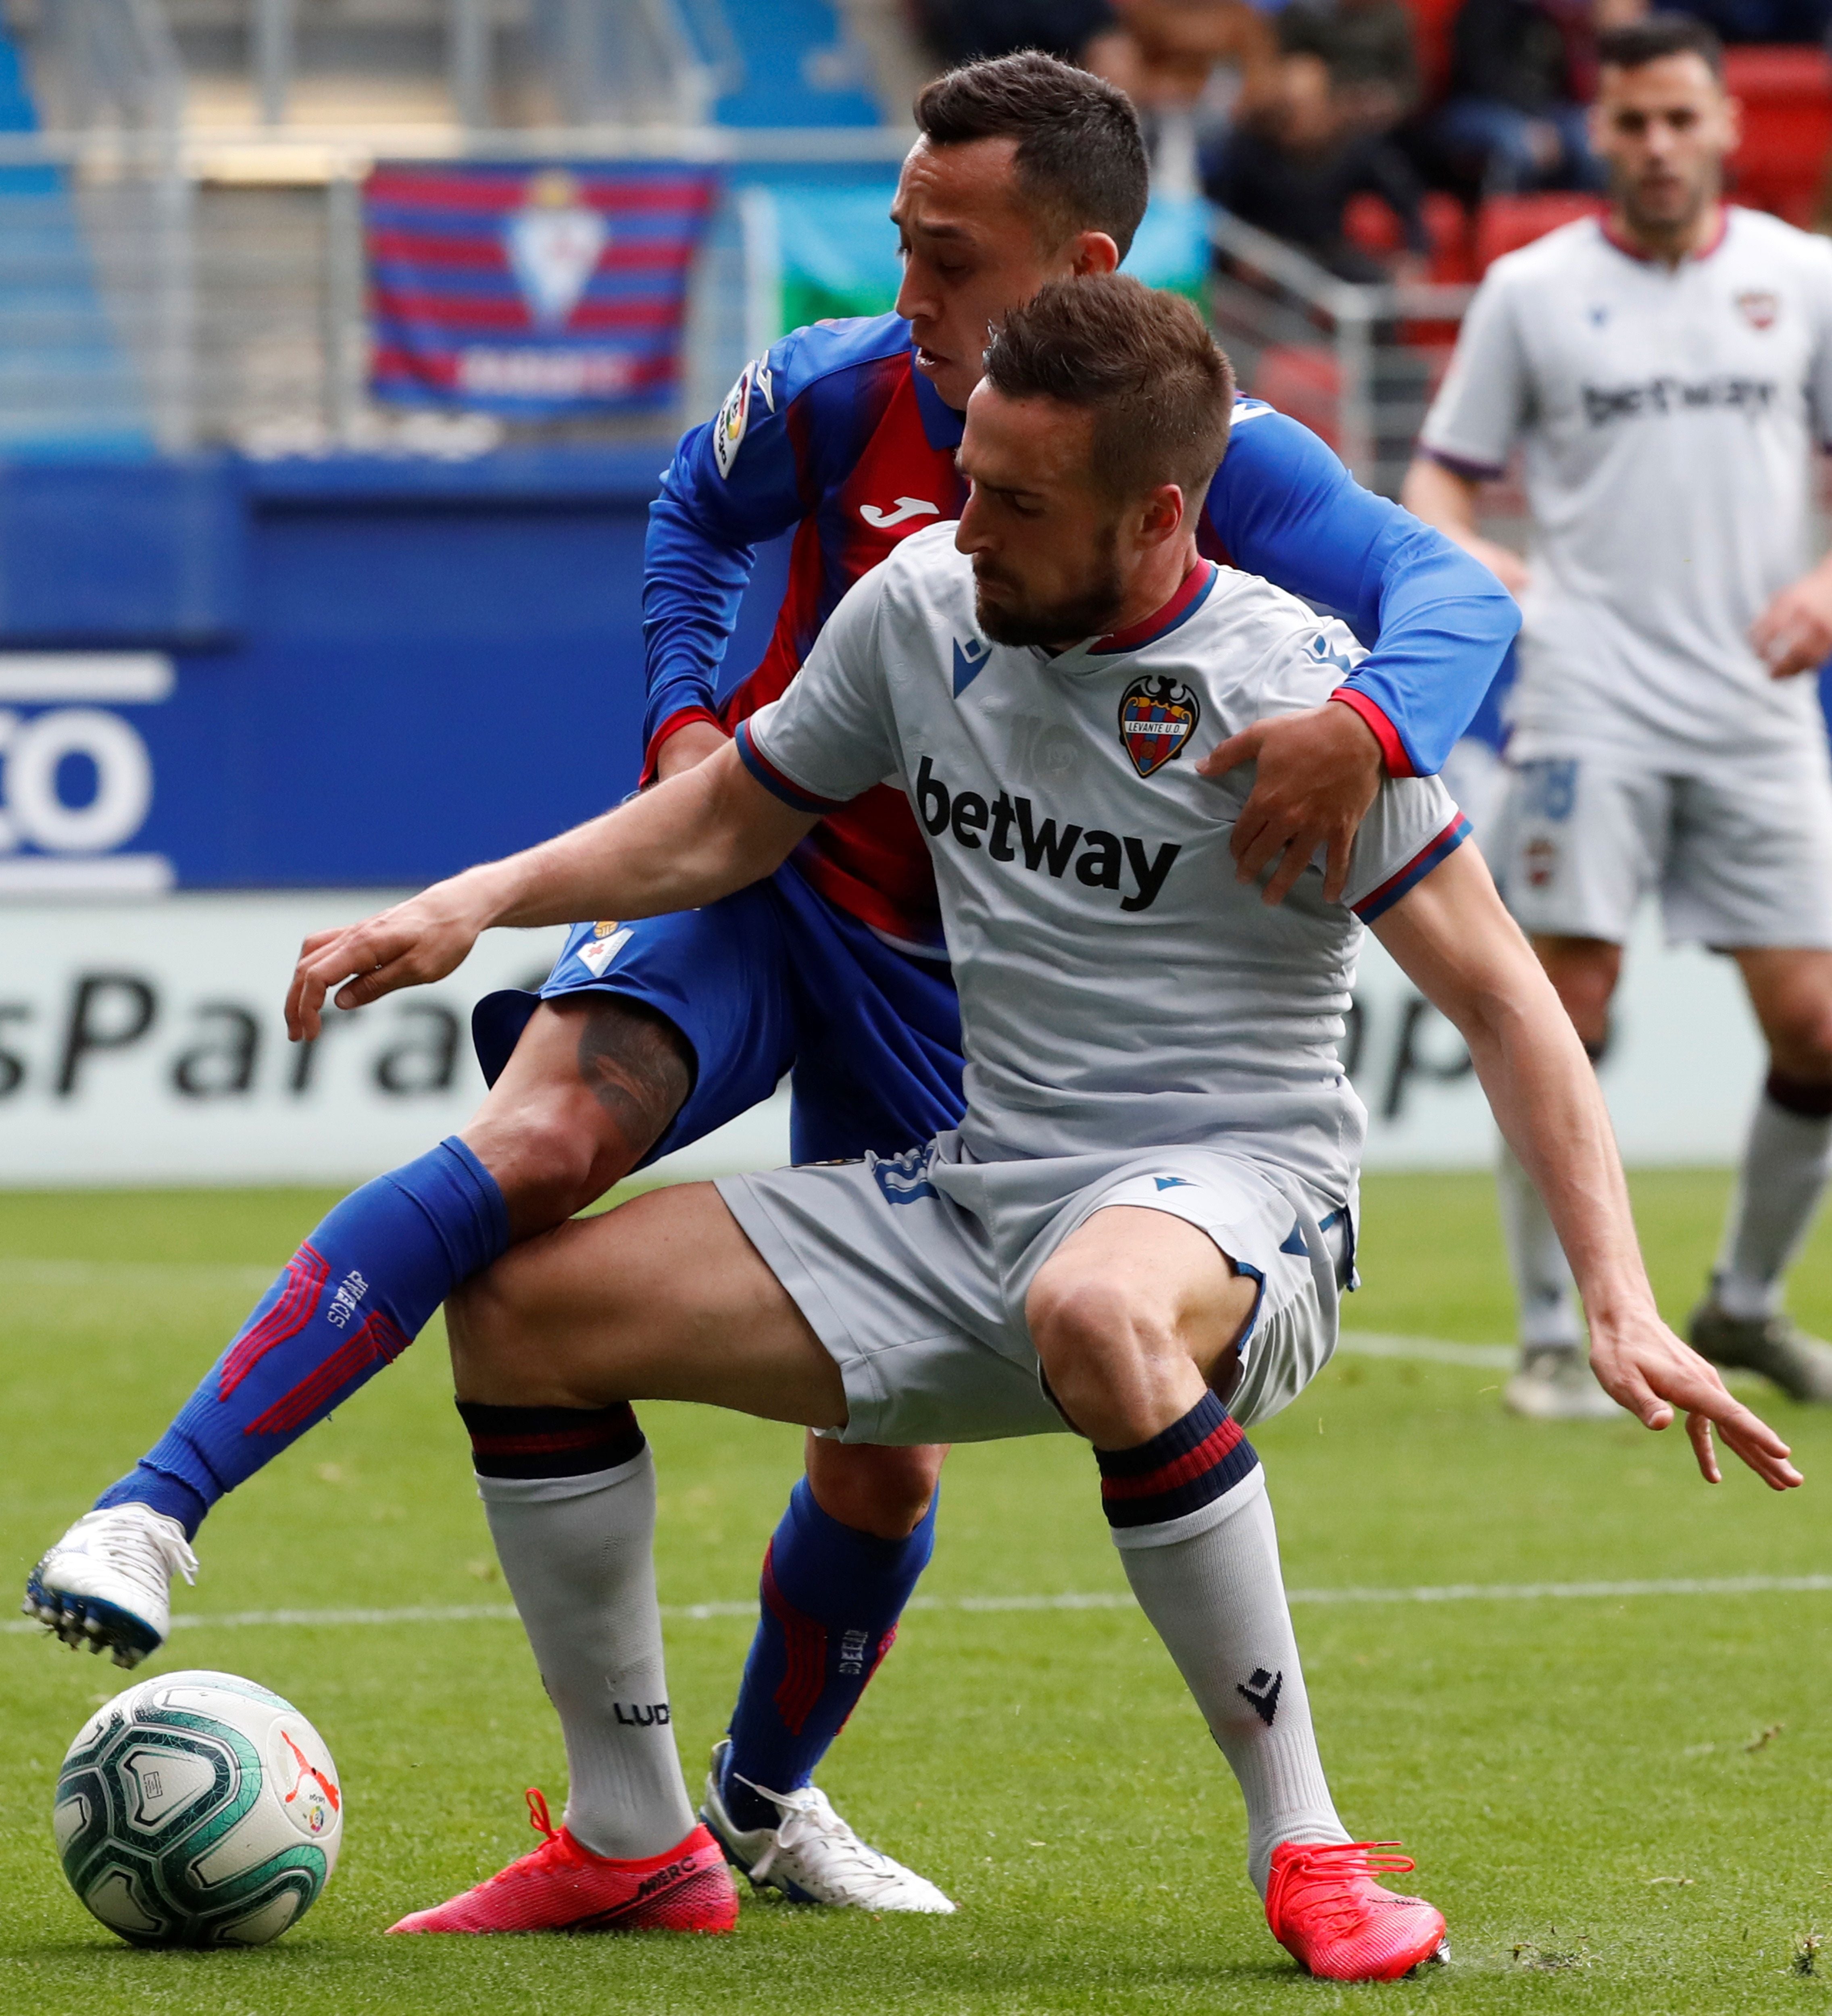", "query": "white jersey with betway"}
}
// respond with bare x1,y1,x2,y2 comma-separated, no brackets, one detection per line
1420,208,1832,762
738,521,1467,1202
